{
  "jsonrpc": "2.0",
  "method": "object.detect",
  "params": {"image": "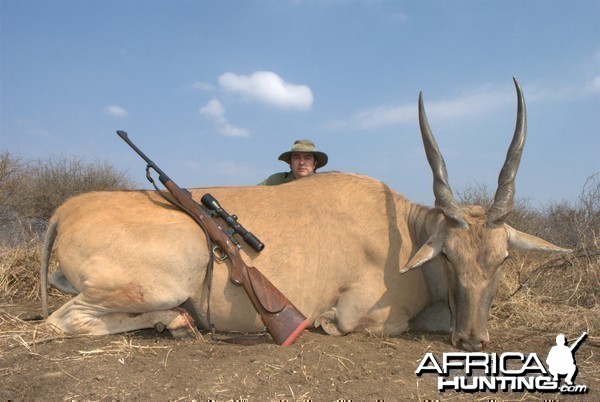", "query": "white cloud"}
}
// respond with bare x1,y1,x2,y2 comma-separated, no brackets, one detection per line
218,71,313,110
422,86,513,121
199,99,226,122
326,103,414,130
199,99,249,138
220,123,249,138
104,105,128,118
326,84,514,131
